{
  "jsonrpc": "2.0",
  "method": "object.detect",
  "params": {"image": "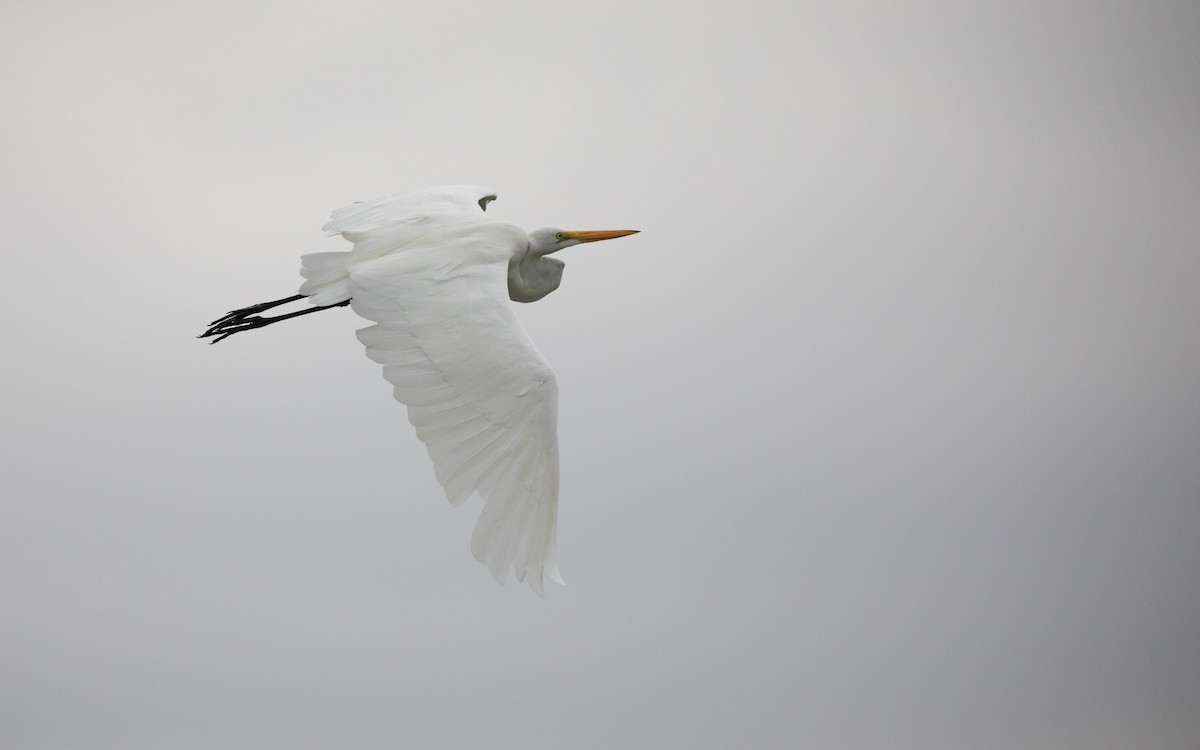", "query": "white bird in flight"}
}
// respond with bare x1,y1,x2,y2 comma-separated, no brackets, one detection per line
201,185,639,594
